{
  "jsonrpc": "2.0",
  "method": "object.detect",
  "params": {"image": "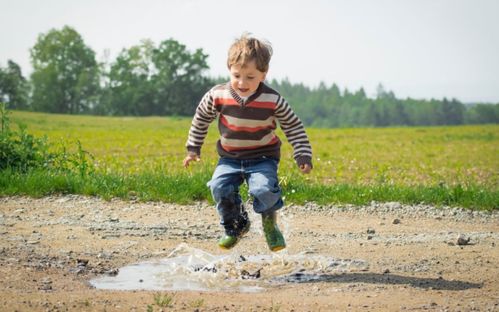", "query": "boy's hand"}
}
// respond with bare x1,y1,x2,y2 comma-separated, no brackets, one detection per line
299,163,312,174
183,153,200,167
